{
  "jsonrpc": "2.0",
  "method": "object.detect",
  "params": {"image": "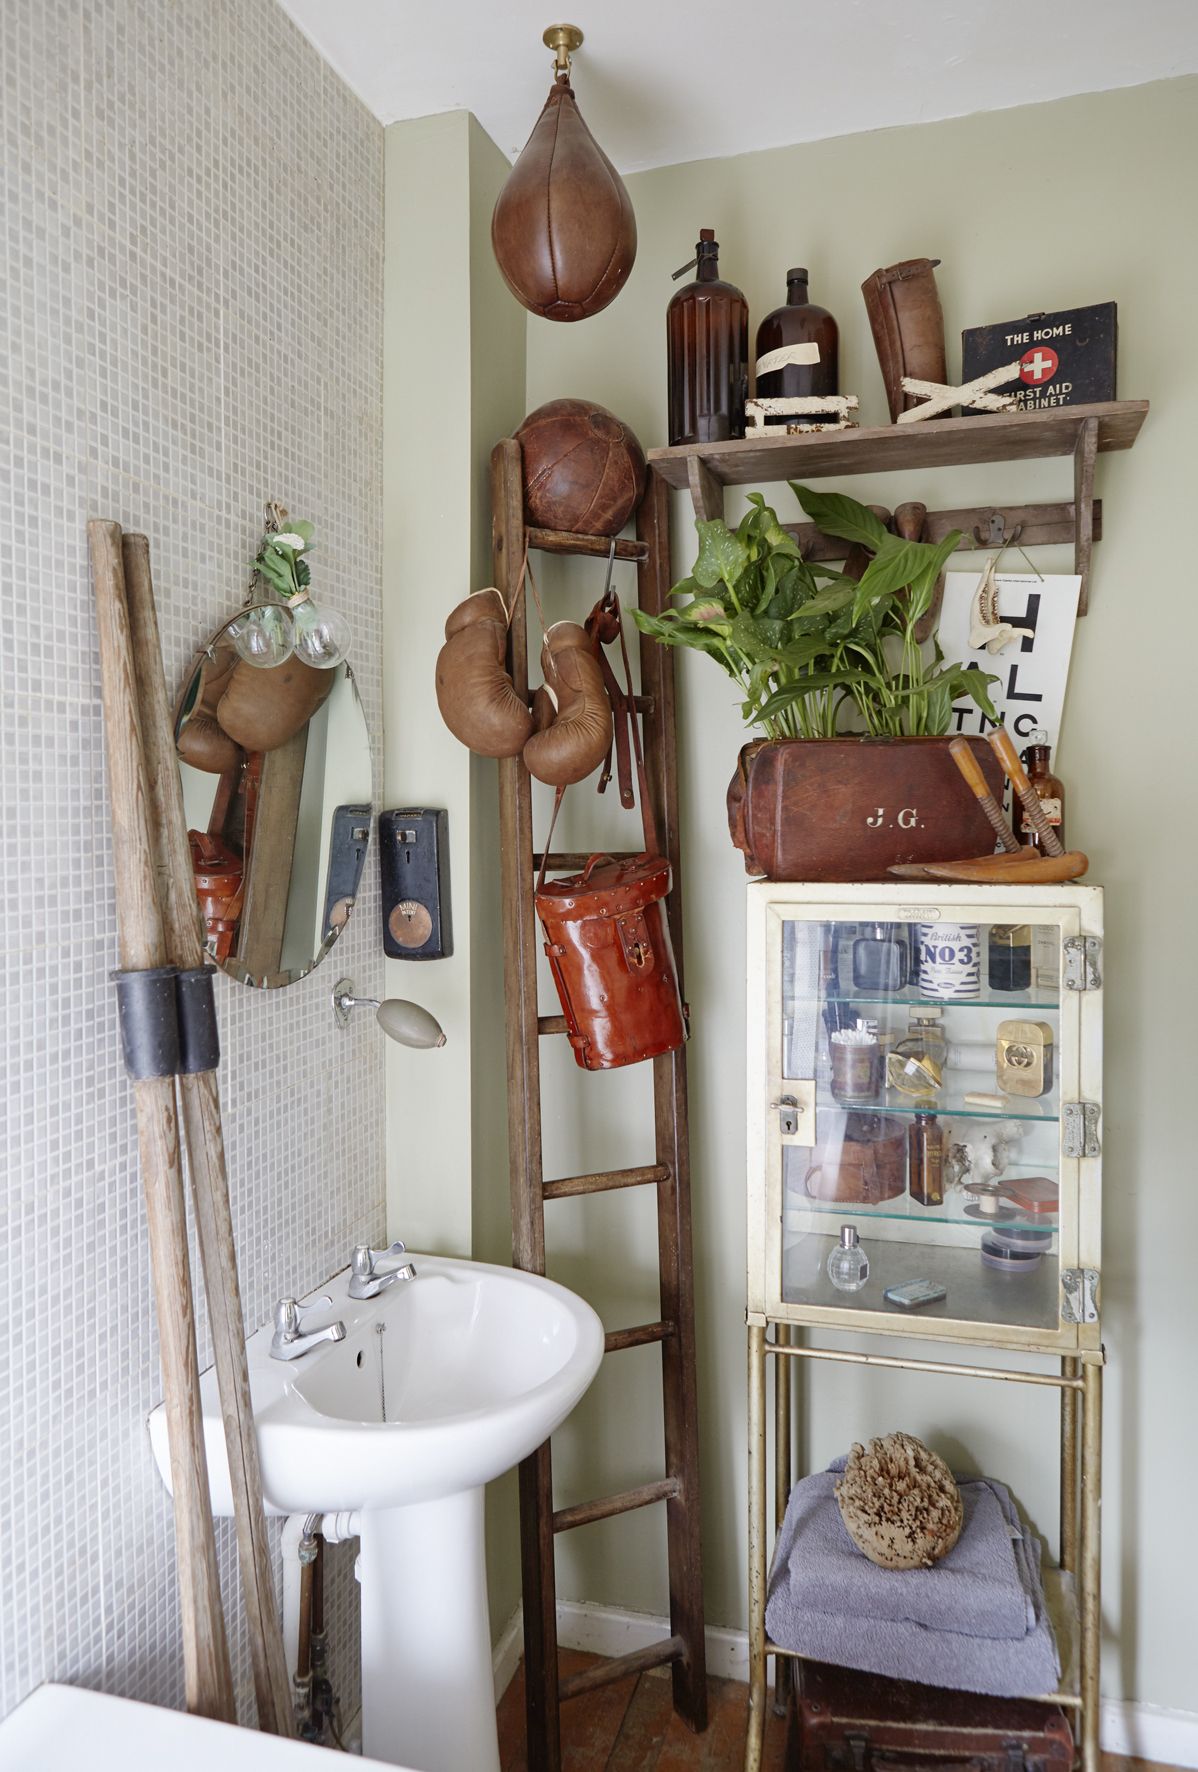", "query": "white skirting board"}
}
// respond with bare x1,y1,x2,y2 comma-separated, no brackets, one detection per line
492,1601,1198,1767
